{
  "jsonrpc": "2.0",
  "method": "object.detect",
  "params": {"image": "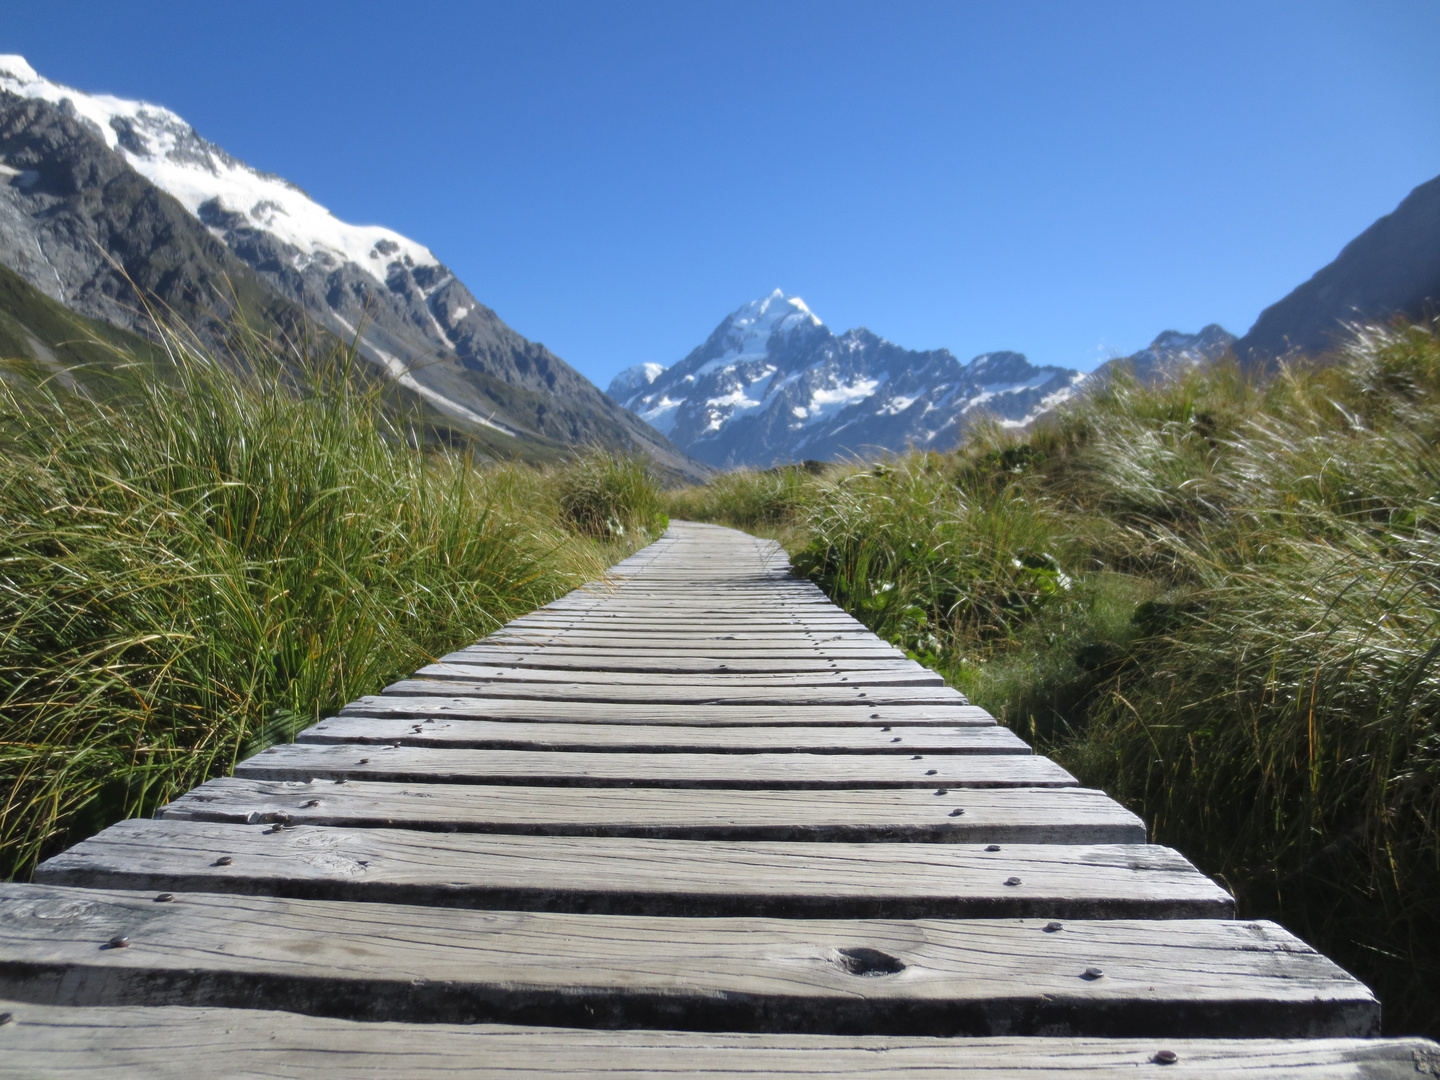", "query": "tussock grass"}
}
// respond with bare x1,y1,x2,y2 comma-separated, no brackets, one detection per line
670,320,1440,1036
554,451,668,540
0,326,654,879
